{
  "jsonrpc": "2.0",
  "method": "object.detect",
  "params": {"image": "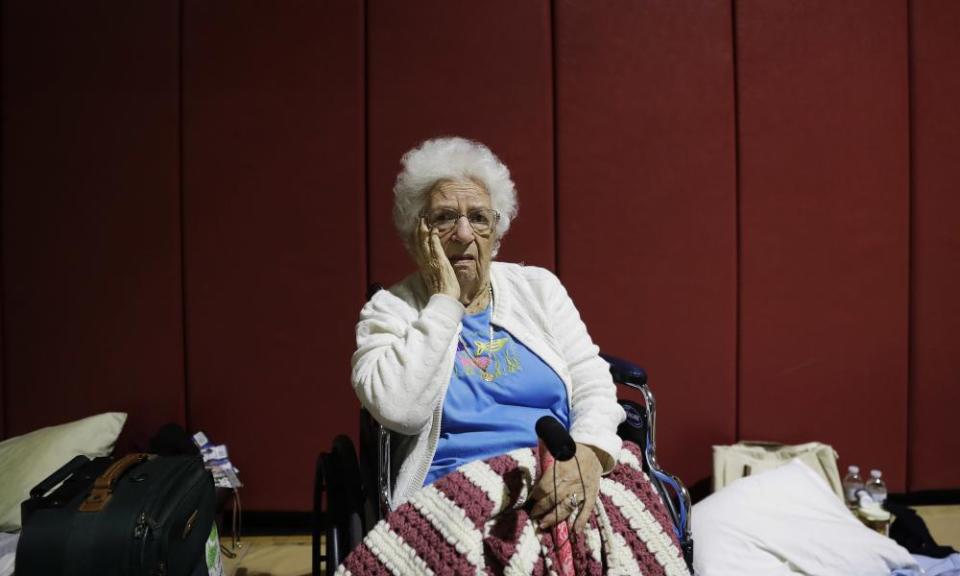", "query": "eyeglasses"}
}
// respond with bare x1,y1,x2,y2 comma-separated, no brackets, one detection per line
422,208,500,236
